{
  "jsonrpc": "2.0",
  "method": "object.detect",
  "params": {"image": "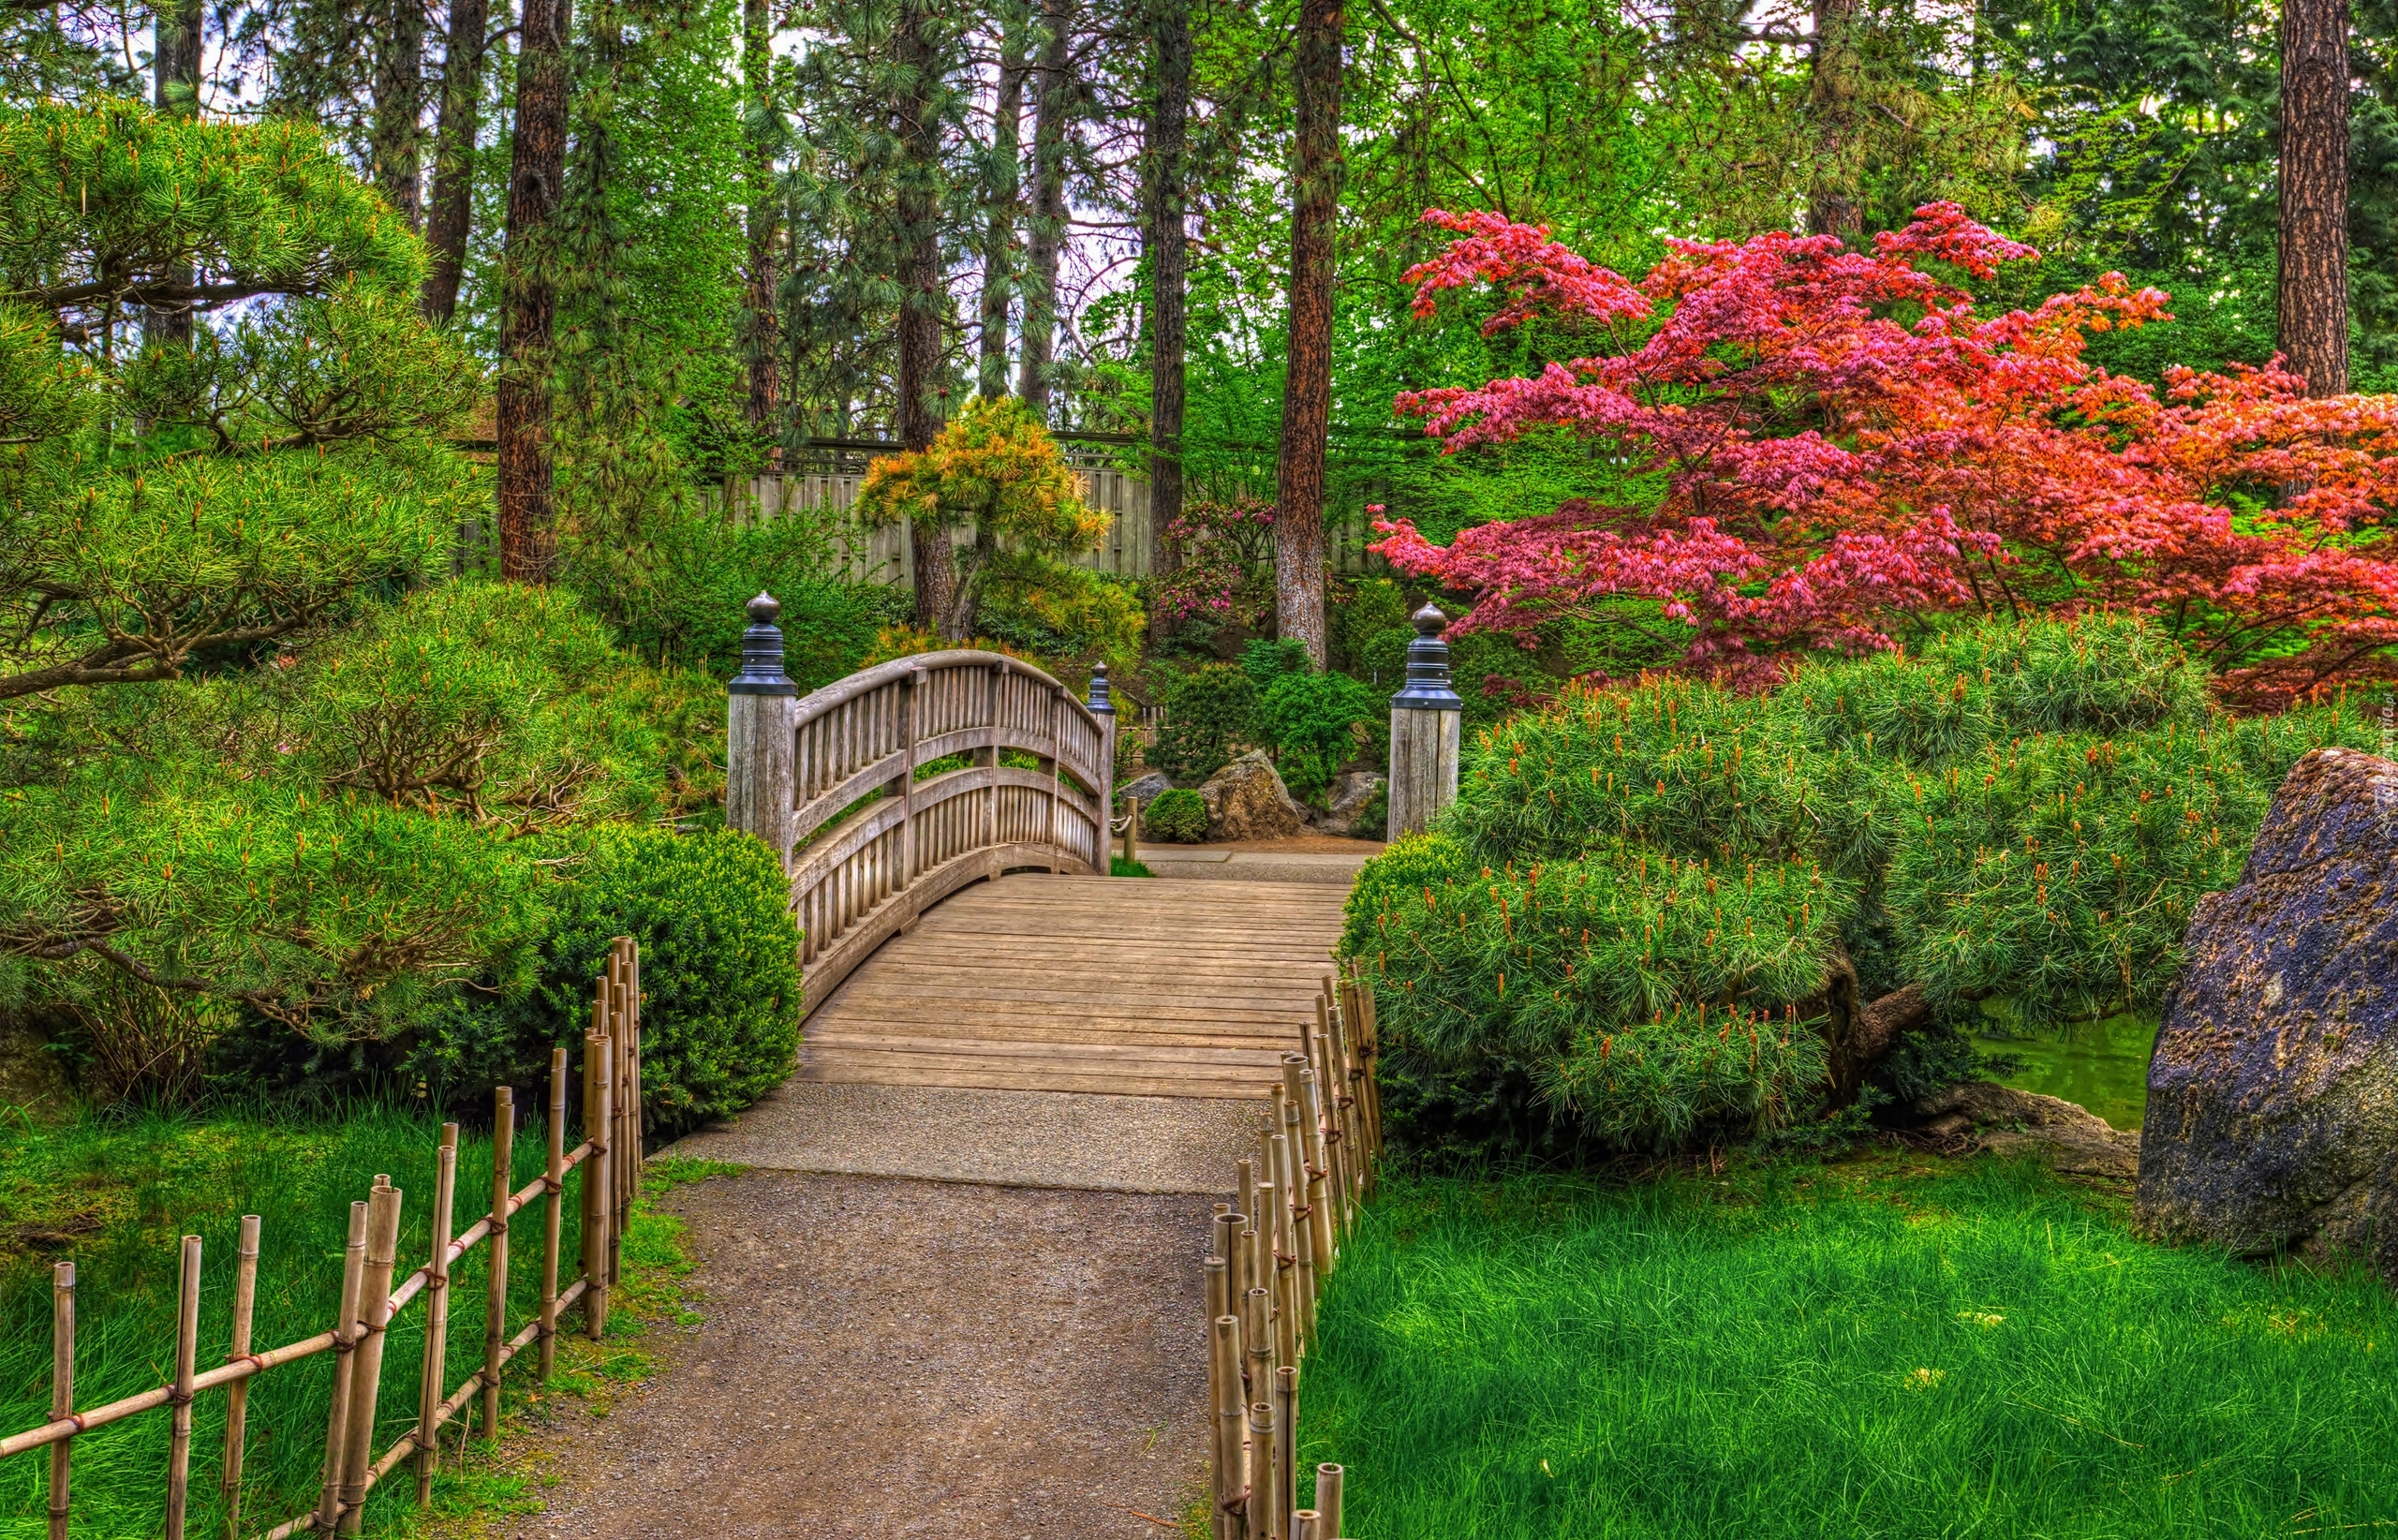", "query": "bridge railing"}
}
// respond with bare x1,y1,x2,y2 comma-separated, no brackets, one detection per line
722,595,1118,1017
